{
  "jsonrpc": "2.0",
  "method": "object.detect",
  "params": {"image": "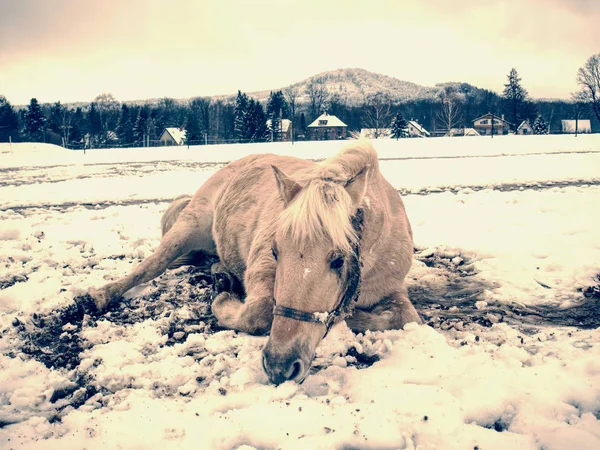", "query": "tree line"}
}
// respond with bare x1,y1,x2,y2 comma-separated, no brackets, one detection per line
1,53,598,147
